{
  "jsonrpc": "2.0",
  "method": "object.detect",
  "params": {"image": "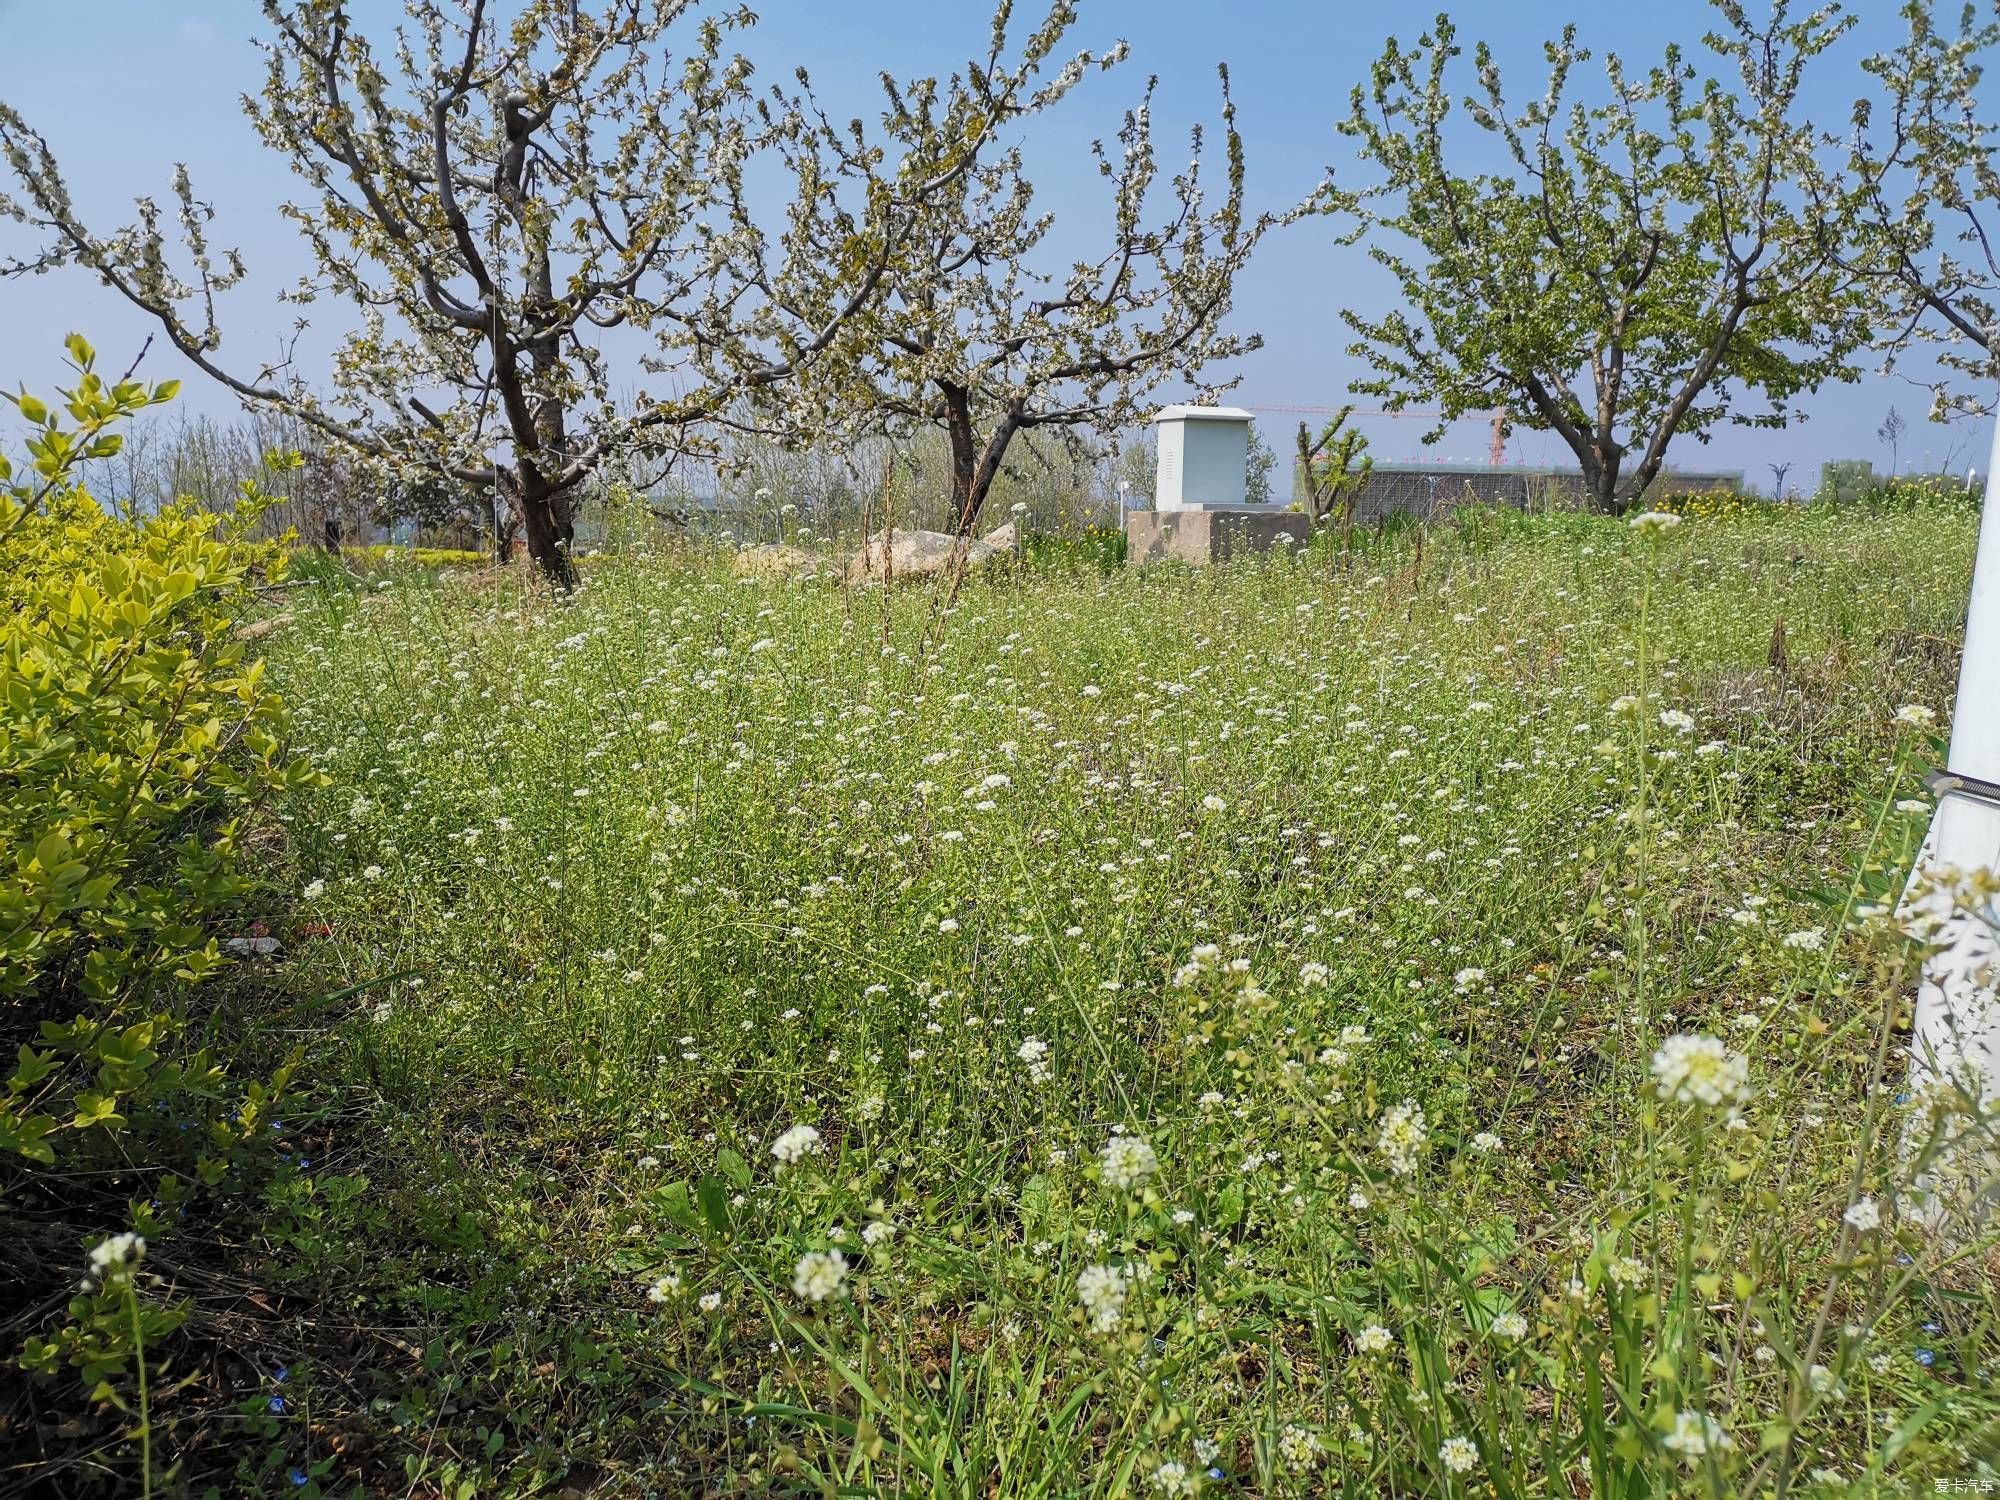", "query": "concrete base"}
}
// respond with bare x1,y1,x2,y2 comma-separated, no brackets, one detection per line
1124,507,1307,566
